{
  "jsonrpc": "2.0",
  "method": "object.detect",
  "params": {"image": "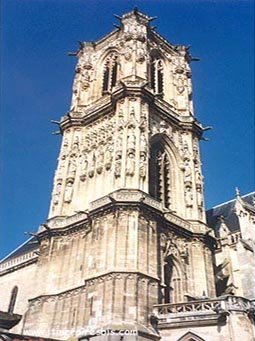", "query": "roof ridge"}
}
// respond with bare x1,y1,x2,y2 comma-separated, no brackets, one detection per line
210,191,255,209
0,237,34,263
